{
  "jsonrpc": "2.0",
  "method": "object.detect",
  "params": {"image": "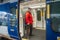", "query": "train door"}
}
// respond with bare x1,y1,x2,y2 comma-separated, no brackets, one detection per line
0,3,10,37
36,9,42,28
34,8,46,29
8,2,20,39
46,2,60,40
0,2,20,40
